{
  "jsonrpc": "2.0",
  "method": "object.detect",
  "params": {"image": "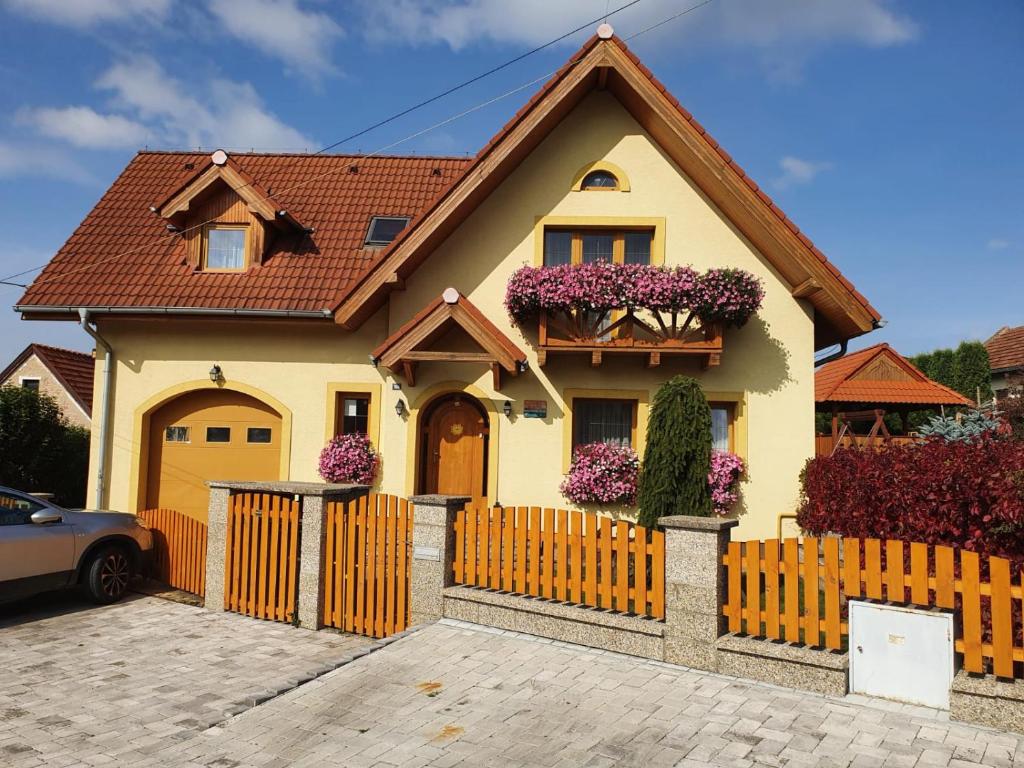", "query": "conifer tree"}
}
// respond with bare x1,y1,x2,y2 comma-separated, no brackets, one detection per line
952,341,993,403
637,376,712,527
